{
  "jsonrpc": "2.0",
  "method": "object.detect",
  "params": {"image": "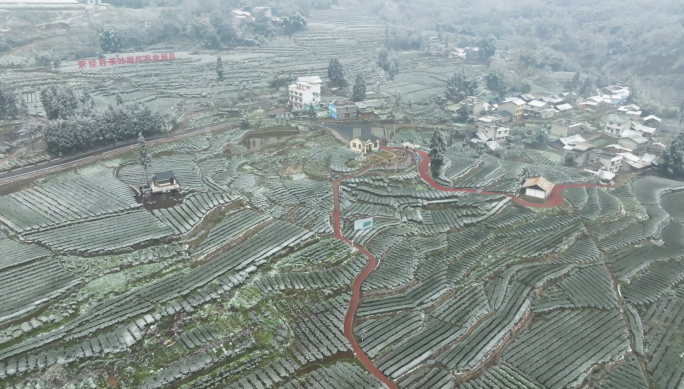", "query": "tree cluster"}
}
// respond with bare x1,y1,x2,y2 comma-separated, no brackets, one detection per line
446,68,479,102
351,74,367,102
40,86,79,120
485,69,510,98
377,47,400,80
661,132,684,177
428,129,447,176
327,58,347,88
478,34,497,59
386,26,423,50
216,56,224,81
99,26,122,53
0,82,21,120
43,103,165,155
283,12,307,35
